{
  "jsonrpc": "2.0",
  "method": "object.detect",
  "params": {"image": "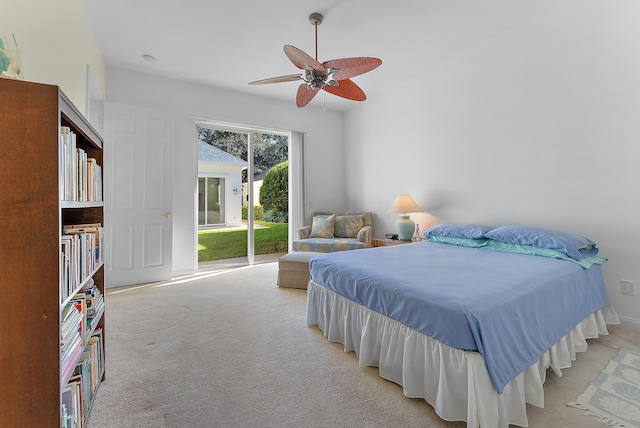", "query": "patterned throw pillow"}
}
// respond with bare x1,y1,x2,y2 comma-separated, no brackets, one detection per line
334,214,364,238
309,214,335,238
